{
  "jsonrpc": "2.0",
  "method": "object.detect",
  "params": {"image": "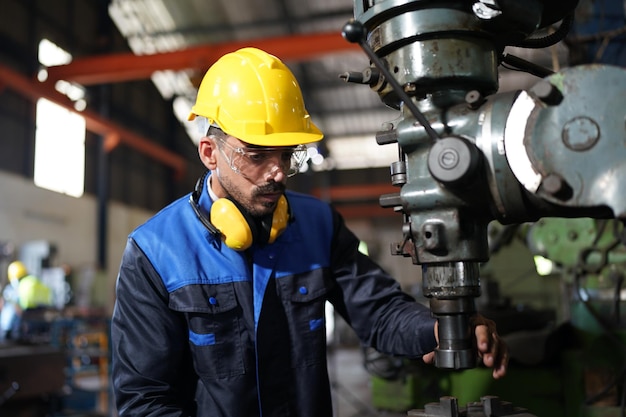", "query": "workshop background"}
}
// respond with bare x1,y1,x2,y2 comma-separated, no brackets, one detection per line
0,0,625,416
